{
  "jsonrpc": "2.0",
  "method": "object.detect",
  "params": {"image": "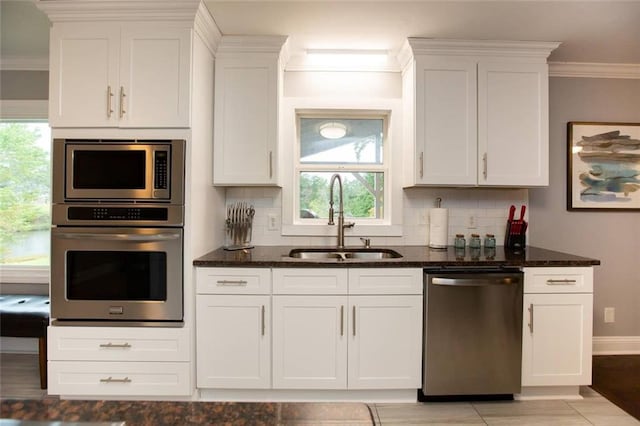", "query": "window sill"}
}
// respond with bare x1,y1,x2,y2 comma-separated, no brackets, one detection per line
0,266,49,284
282,223,403,237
